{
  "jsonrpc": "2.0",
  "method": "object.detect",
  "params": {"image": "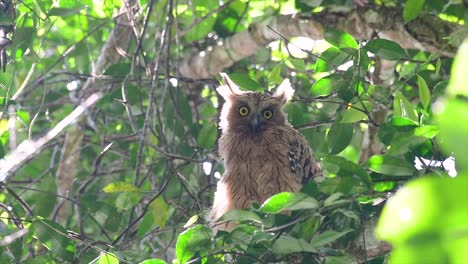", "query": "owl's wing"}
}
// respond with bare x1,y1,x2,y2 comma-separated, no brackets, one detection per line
288,137,323,184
